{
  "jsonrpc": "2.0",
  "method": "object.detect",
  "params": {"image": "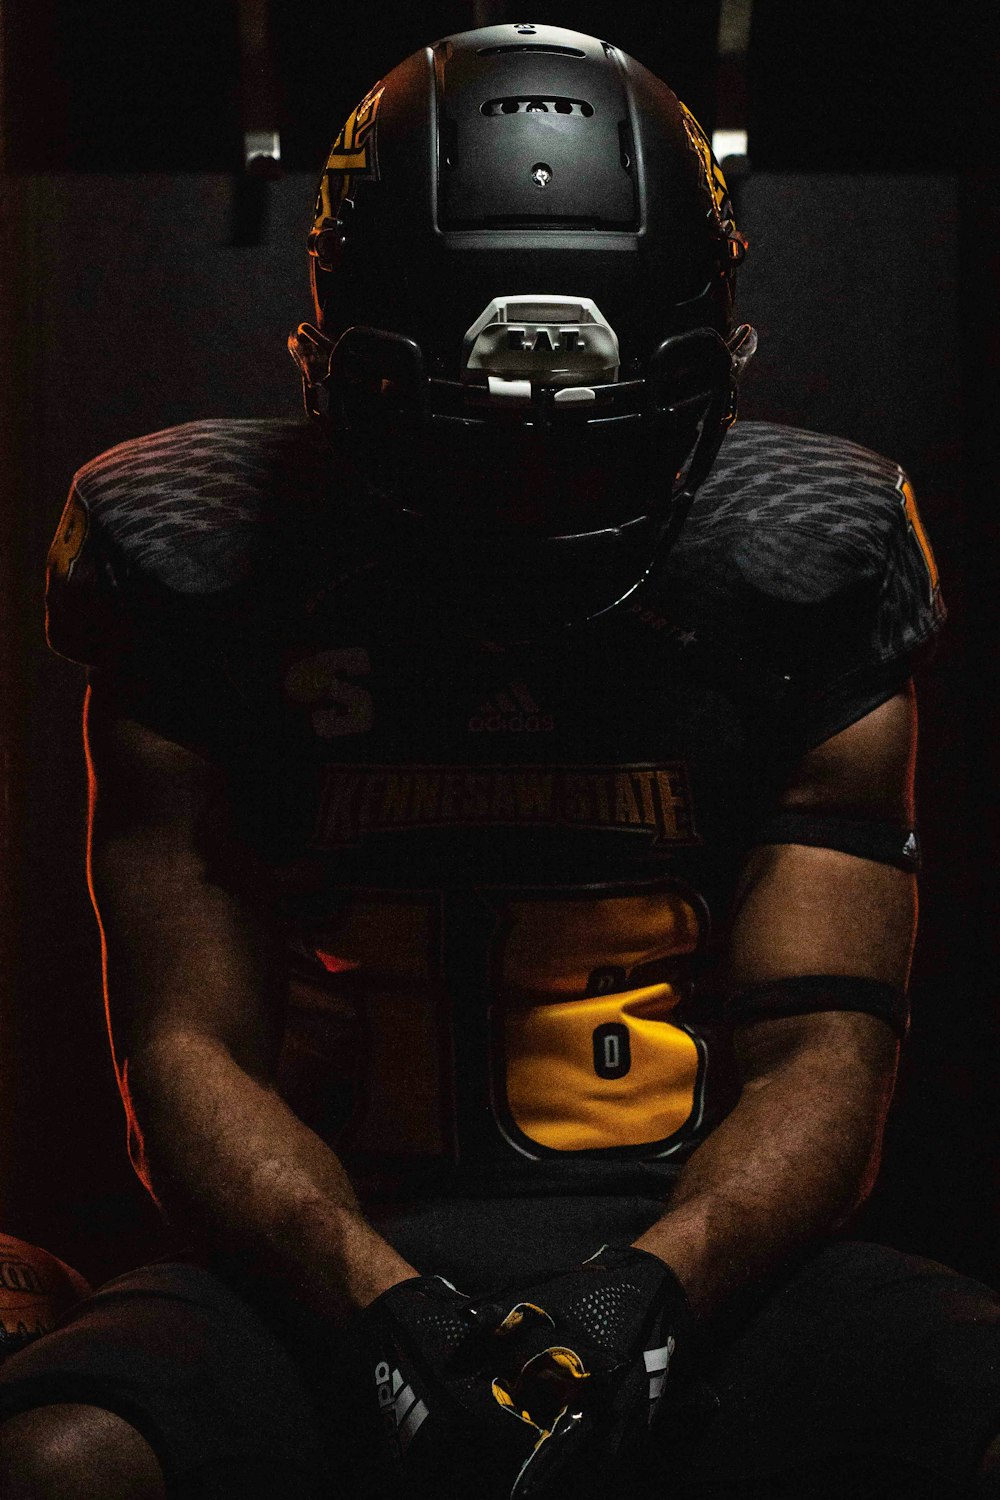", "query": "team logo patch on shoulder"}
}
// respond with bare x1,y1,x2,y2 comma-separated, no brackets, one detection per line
313,82,386,230
48,491,89,582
